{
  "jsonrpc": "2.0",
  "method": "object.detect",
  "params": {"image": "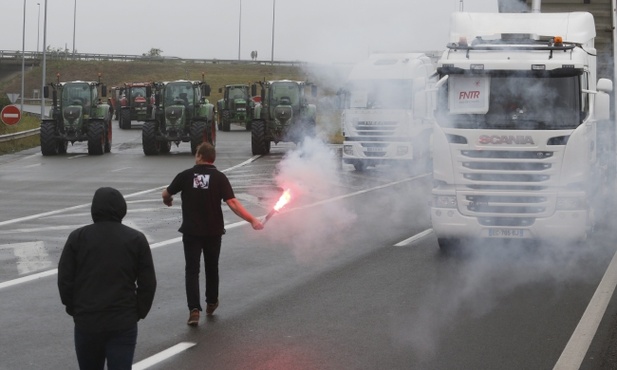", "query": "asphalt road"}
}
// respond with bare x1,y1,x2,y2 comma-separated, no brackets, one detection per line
1,122,617,369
